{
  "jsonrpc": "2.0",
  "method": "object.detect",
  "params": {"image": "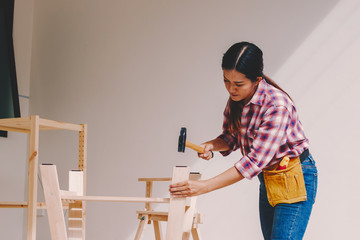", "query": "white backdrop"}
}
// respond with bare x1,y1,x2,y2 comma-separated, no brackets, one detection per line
3,0,360,239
